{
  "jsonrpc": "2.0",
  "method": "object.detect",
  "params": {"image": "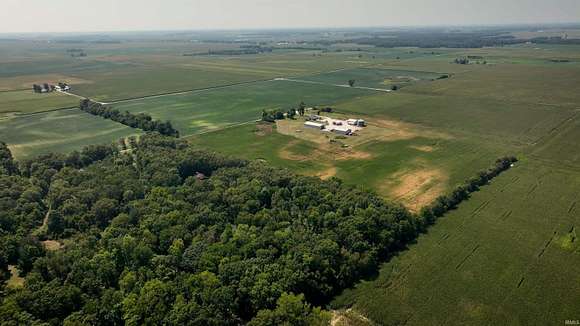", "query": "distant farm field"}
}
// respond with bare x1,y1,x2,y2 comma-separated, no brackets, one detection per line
112,80,377,136
0,109,141,159
0,90,78,116
337,92,577,145
297,67,446,89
